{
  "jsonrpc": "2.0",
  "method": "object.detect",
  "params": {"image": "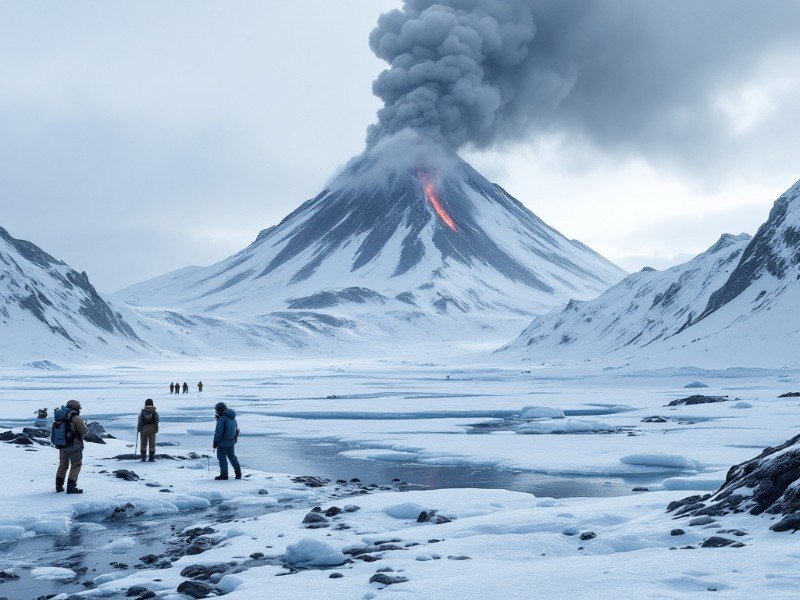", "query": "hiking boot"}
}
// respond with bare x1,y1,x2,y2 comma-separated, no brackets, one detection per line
234,470,242,480
56,477,65,493
214,475,228,480
66,480,83,494
148,455,156,462
140,456,147,462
